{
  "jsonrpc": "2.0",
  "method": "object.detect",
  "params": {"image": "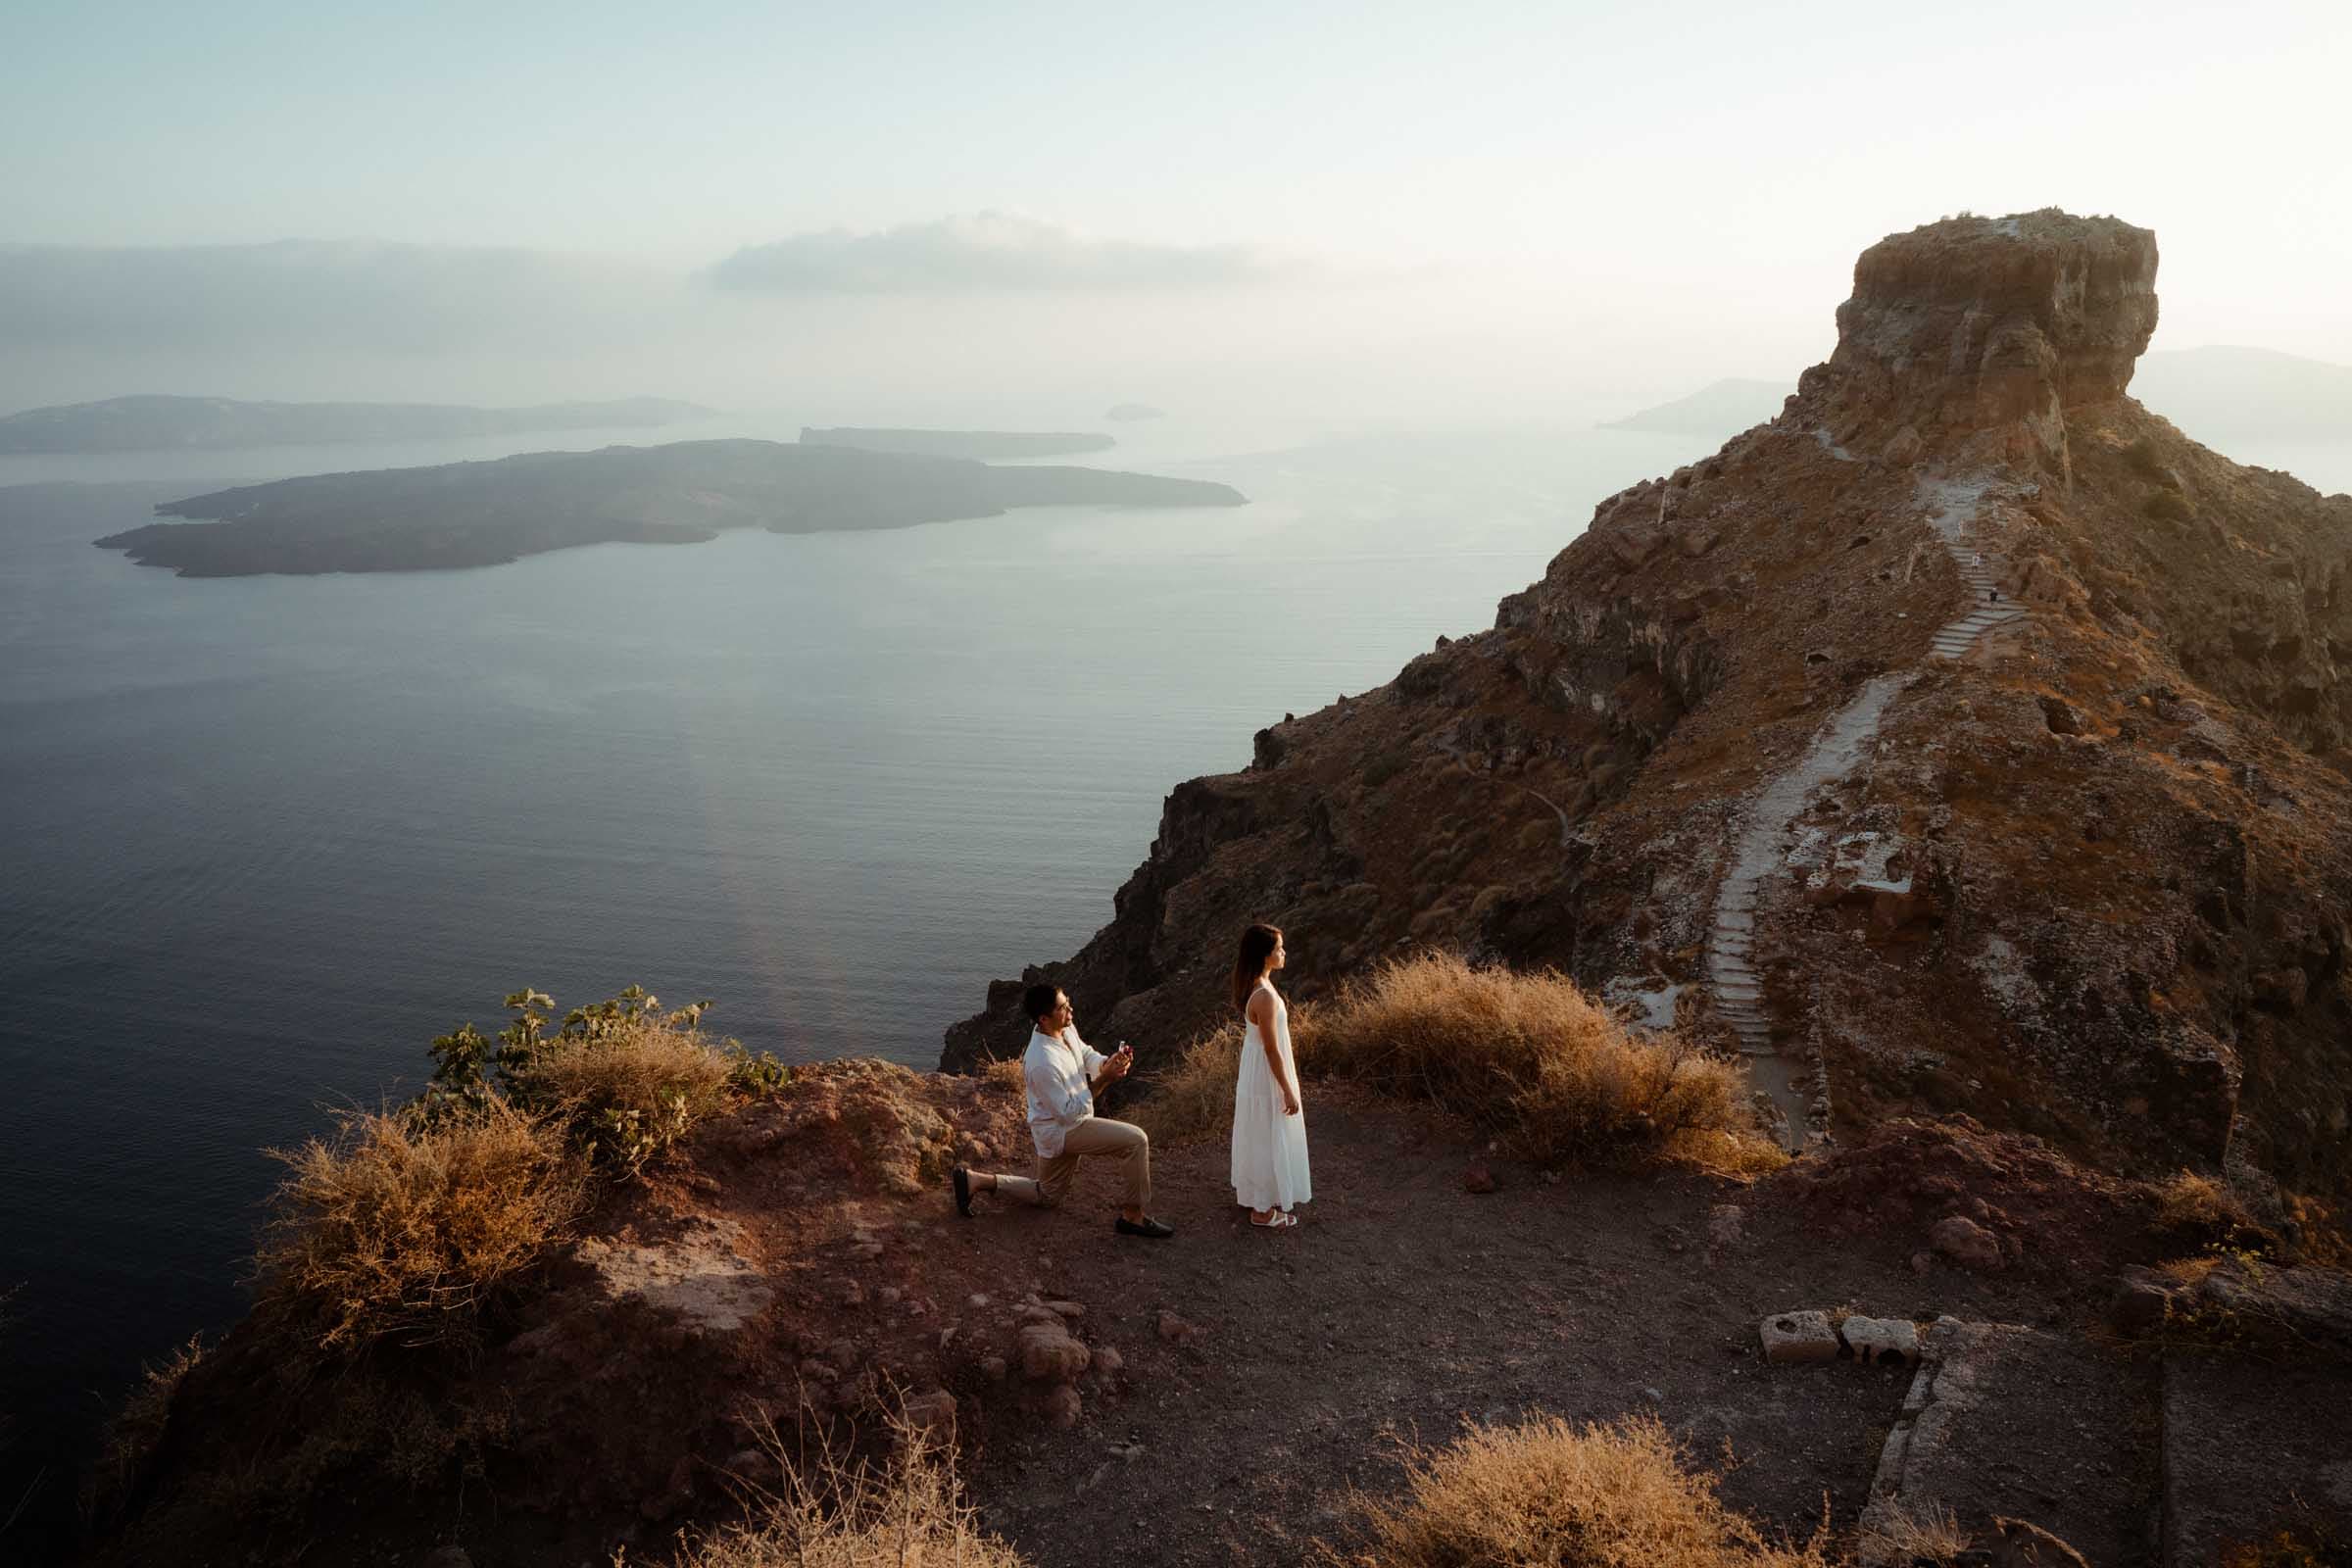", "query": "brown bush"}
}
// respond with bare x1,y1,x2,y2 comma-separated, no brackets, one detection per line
1142,953,1767,1169
505,1006,734,1174
671,1412,1028,1568
82,1335,206,1529
1132,1021,1245,1145
2155,1169,2255,1238
256,1102,584,1354
1858,1502,1972,1565
1324,1411,1826,1568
